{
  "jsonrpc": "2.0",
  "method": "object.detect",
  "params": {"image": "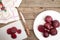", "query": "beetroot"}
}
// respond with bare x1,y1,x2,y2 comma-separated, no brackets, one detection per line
50,28,57,35
52,20,60,28
44,28,50,33
11,27,17,34
43,30,49,38
17,29,21,34
11,34,17,39
38,25,45,33
45,16,53,23
7,28,12,34
38,16,60,38
7,27,21,39
44,23,51,30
